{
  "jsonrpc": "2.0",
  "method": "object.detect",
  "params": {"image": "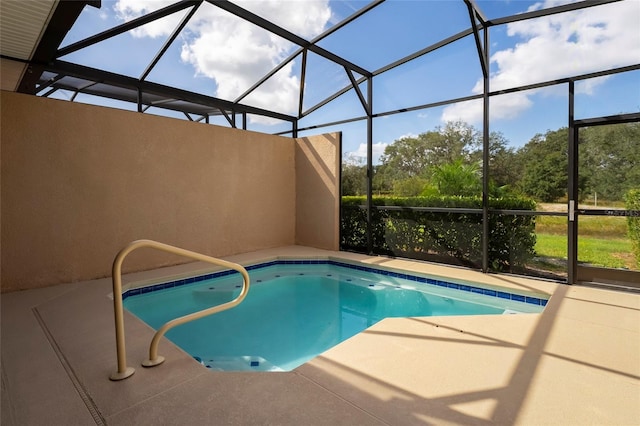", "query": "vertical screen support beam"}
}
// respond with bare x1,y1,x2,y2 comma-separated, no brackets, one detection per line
465,0,490,272
137,88,143,113
366,76,374,255
567,81,578,284
481,28,490,273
